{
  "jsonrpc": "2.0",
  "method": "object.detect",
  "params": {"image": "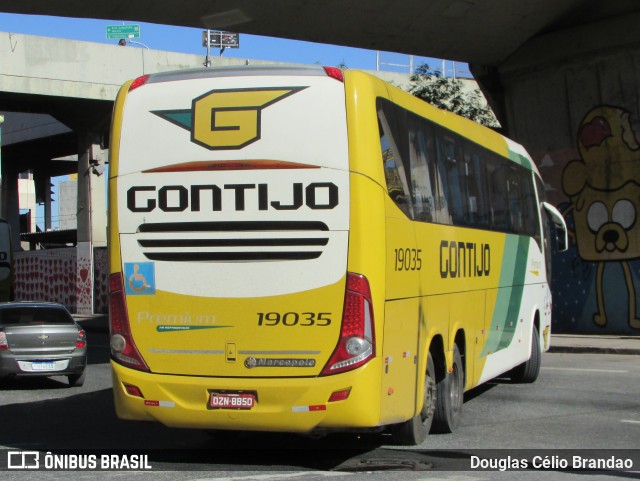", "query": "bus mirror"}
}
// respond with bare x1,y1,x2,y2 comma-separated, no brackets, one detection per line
542,202,568,252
